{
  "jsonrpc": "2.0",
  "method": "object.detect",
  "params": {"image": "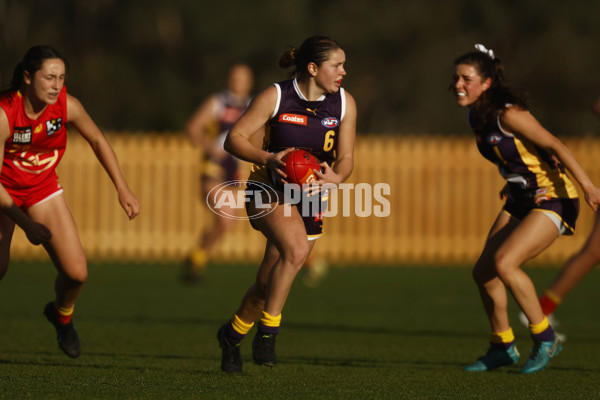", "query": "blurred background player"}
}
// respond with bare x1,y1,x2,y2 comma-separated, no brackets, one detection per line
0,45,140,358
452,44,600,374
518,97,600,337
181,64,254,283
216,35,357,373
